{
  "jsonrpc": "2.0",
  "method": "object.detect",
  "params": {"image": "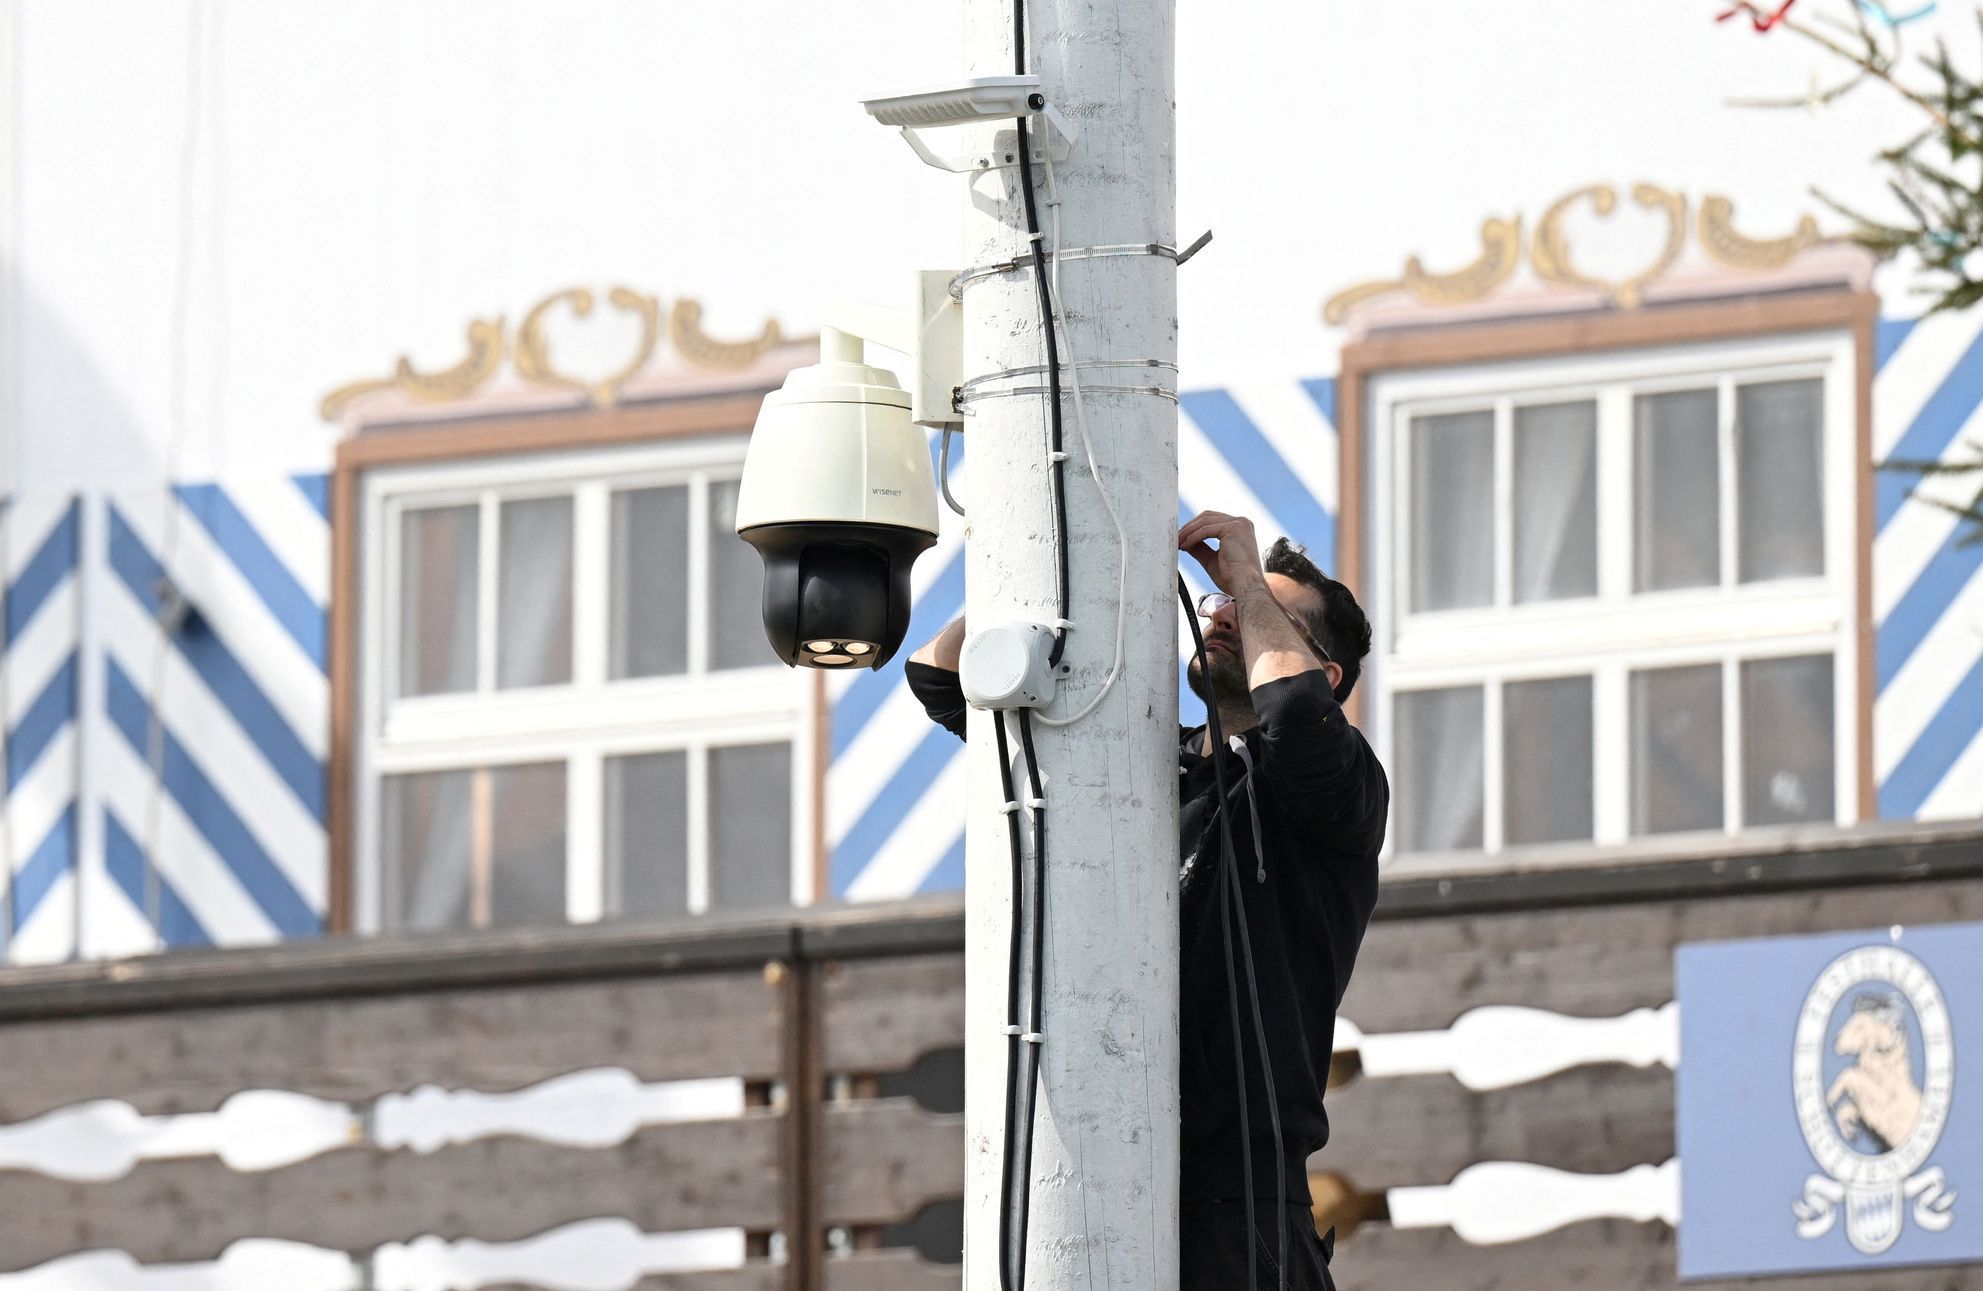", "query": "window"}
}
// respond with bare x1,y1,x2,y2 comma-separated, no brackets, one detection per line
1370,330,1861,867
352,431,814,934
